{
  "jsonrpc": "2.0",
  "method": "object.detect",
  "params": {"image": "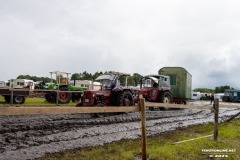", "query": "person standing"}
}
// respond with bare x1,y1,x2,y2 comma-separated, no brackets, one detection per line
210,93,214,105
